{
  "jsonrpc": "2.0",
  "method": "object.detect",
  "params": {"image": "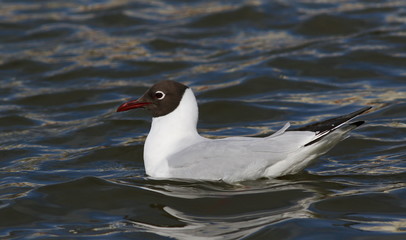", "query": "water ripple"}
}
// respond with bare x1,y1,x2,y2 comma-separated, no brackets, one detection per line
1,0,405,239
